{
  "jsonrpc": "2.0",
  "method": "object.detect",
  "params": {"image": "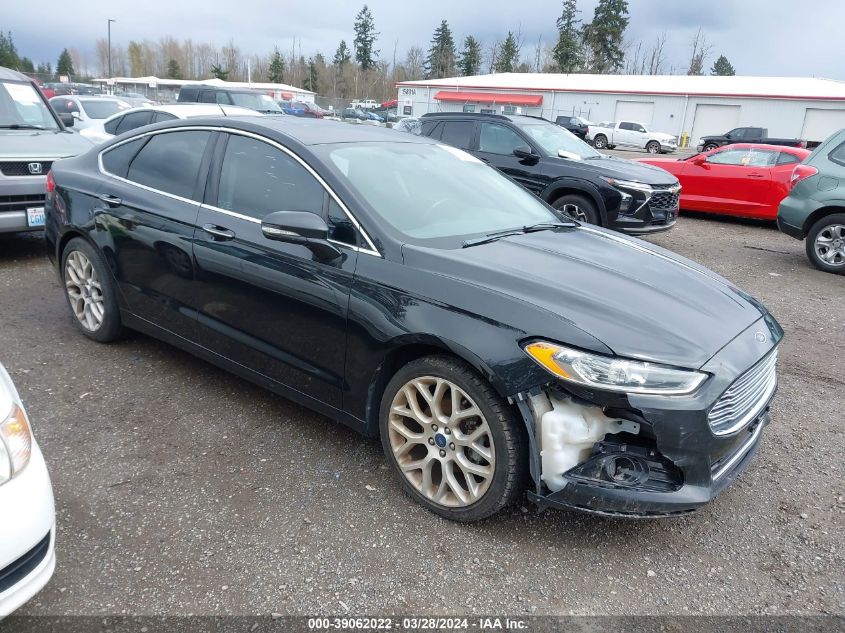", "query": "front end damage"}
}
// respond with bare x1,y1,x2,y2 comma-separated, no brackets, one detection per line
513,316,782,518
